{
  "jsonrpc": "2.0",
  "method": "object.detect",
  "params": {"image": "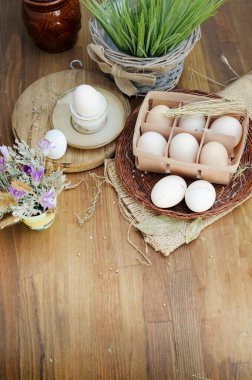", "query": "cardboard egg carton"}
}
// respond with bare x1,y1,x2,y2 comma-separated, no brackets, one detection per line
133,91,249,185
